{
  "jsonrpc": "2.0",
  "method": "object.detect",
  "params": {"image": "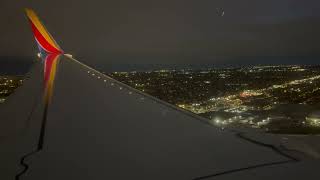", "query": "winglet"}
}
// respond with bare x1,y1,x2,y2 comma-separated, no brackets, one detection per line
25,8,63,54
